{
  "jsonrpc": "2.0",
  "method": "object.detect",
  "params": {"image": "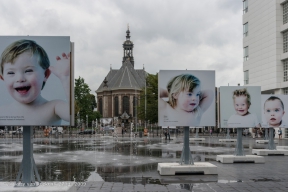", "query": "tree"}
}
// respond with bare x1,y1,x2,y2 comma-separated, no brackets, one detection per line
74,77,101,126
90,94,97,110
137,73,158,124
